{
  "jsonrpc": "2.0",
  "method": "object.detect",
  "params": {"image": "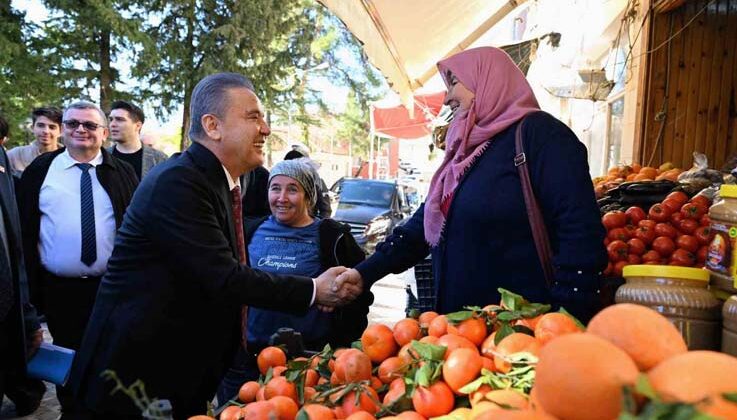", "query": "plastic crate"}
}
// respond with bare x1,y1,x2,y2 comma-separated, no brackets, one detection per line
405,256,435,315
